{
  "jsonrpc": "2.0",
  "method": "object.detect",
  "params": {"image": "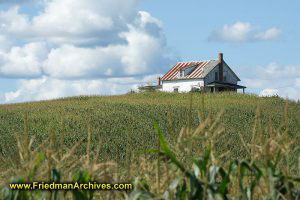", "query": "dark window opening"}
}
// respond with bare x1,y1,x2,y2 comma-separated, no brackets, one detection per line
174,88,179,92
180,70,184,77
215,72,218,81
